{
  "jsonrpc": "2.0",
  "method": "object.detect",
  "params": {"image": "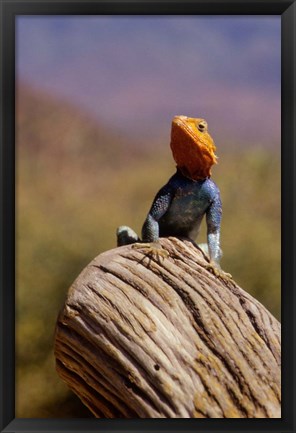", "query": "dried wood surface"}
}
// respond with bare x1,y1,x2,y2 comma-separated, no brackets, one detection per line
54,237,281,418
